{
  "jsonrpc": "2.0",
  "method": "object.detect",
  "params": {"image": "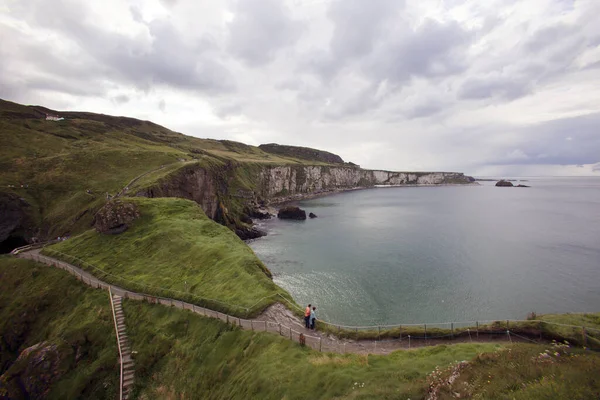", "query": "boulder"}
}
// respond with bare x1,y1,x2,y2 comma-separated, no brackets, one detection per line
309,212,317,218
495,180,514,187
516,184,530,188
277,206,306,220
235,226,267,240
93,200,140,234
